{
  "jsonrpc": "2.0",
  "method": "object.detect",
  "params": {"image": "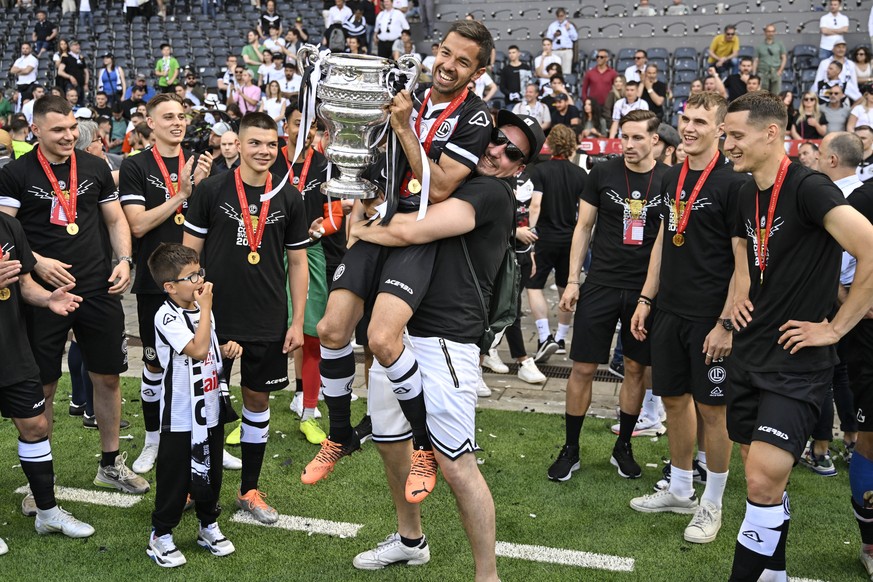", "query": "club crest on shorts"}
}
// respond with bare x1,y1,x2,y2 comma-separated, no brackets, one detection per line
145,347,157,361
708,366,726,384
